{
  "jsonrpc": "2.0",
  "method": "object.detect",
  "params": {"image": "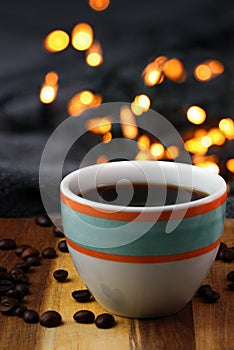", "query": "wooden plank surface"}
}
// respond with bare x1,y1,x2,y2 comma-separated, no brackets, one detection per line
0,218,233,350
